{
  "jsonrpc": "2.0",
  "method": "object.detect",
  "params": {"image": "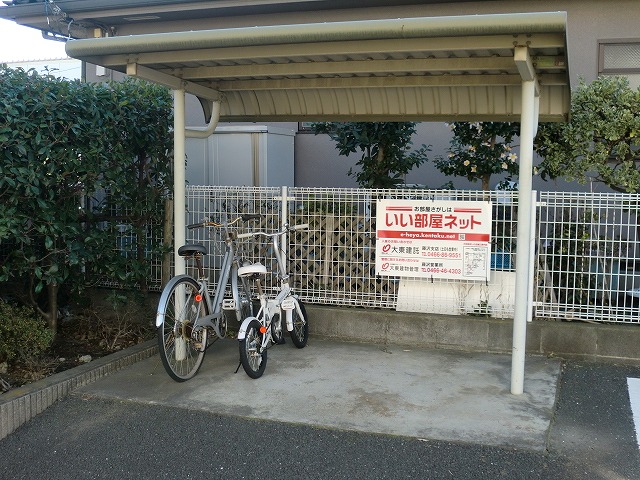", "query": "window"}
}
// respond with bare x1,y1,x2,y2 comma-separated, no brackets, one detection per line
598,40,640,88
298,122,315,133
